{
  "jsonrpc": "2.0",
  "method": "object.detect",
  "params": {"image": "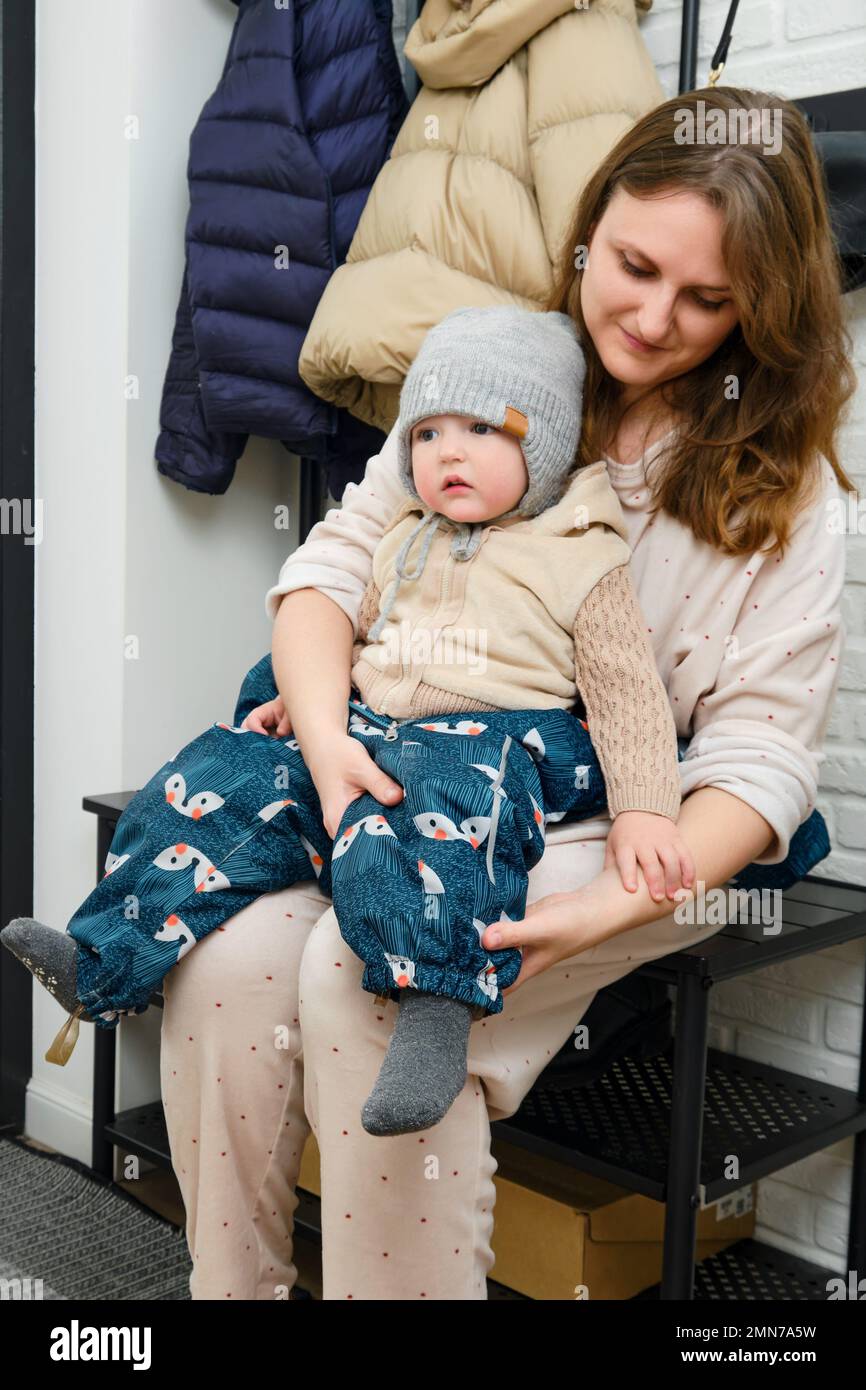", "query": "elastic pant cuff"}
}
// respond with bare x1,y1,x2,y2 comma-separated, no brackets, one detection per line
362,958,520,1016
